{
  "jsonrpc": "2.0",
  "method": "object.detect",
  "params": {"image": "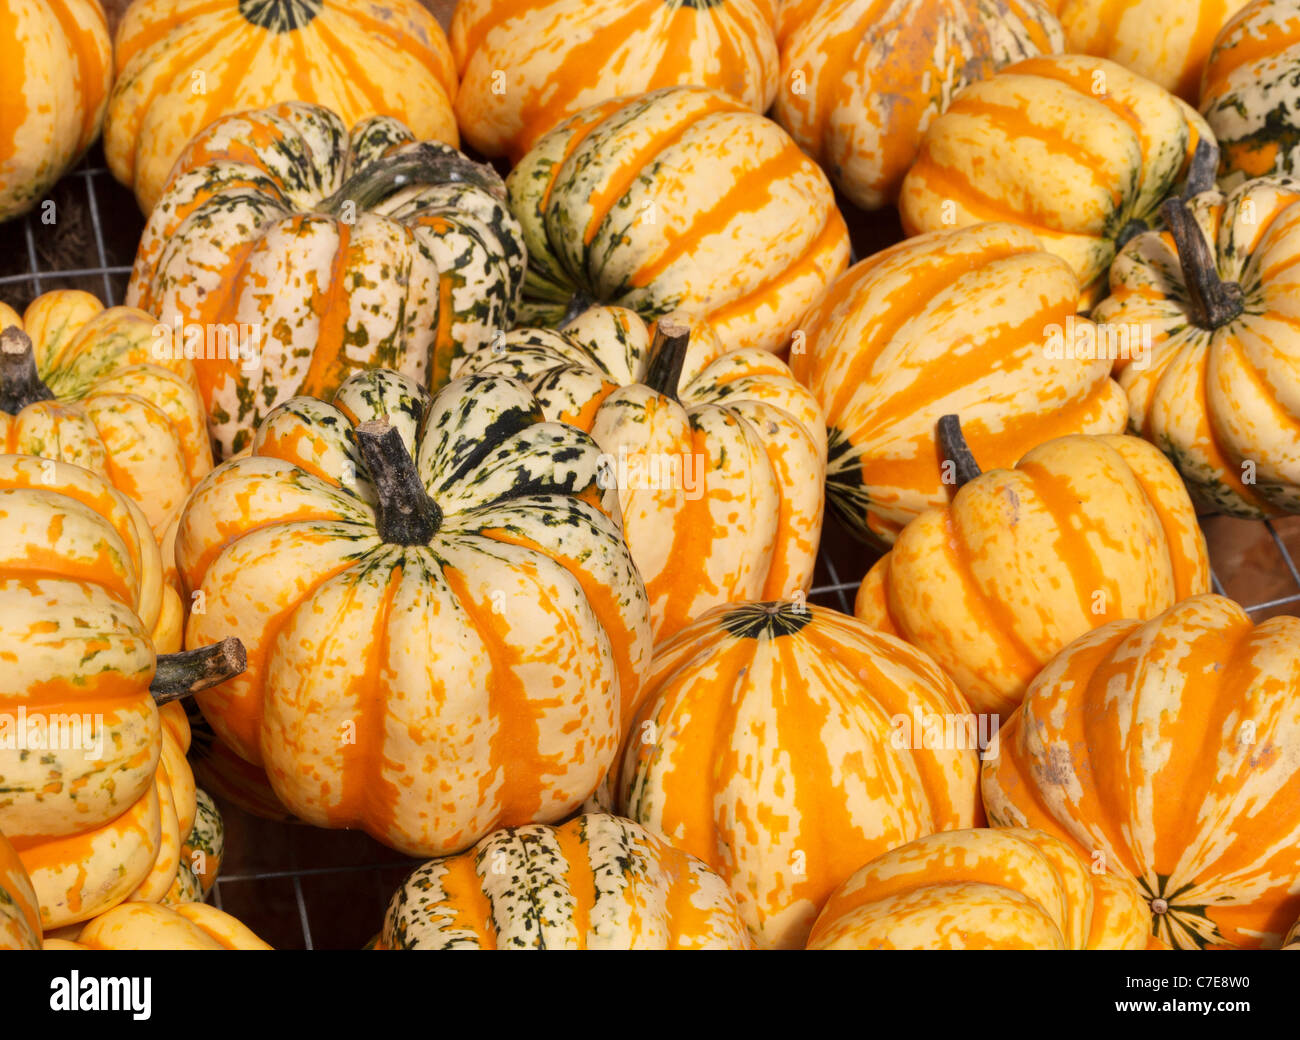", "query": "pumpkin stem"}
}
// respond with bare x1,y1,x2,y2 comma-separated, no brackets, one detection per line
642,321,692,401
1160,196,1243,330
318,144,504,215
0,327,55,415
1183,137,1219,198
937,415,982,489
355,419,442,545
151,637,247,705
559,291,596,328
